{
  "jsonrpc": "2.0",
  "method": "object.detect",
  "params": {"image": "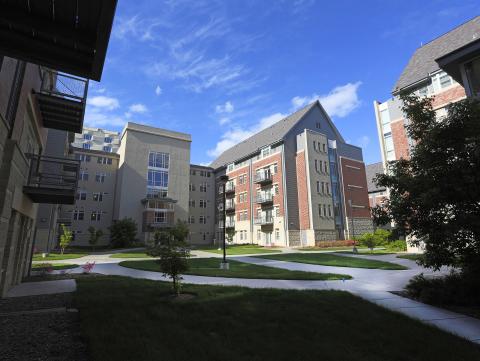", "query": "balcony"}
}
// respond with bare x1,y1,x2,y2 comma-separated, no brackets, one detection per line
254,216,274,226
256,193,273,205
35,69,88,133
254,171,273,185
225,202,235,212
225,182,235,194
225,219,235,228
143,210,175,231
23,154,79,204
